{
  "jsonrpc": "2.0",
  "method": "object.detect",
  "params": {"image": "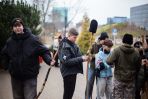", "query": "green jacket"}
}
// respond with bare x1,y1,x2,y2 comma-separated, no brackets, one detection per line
107,44,141,82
